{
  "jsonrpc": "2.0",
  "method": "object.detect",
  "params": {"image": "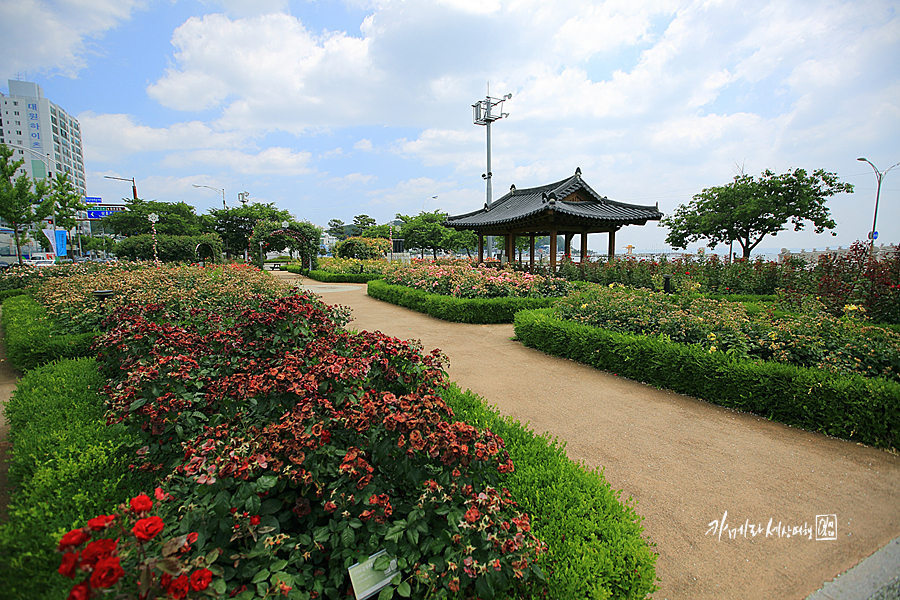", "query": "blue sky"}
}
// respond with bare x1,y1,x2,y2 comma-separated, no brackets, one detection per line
2,0,898,255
